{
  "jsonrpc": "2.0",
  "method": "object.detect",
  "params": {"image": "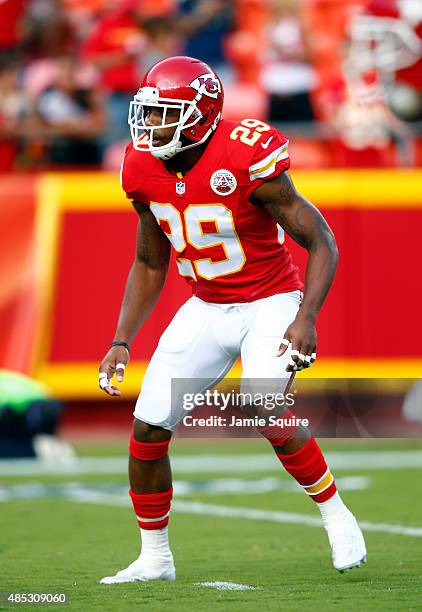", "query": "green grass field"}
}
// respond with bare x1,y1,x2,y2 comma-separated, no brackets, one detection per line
1,438,422,612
